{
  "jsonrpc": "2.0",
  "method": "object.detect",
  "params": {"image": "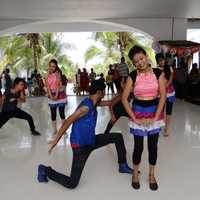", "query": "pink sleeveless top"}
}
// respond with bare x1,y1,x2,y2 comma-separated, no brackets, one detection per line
134,71,158,98
47,73,58,90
